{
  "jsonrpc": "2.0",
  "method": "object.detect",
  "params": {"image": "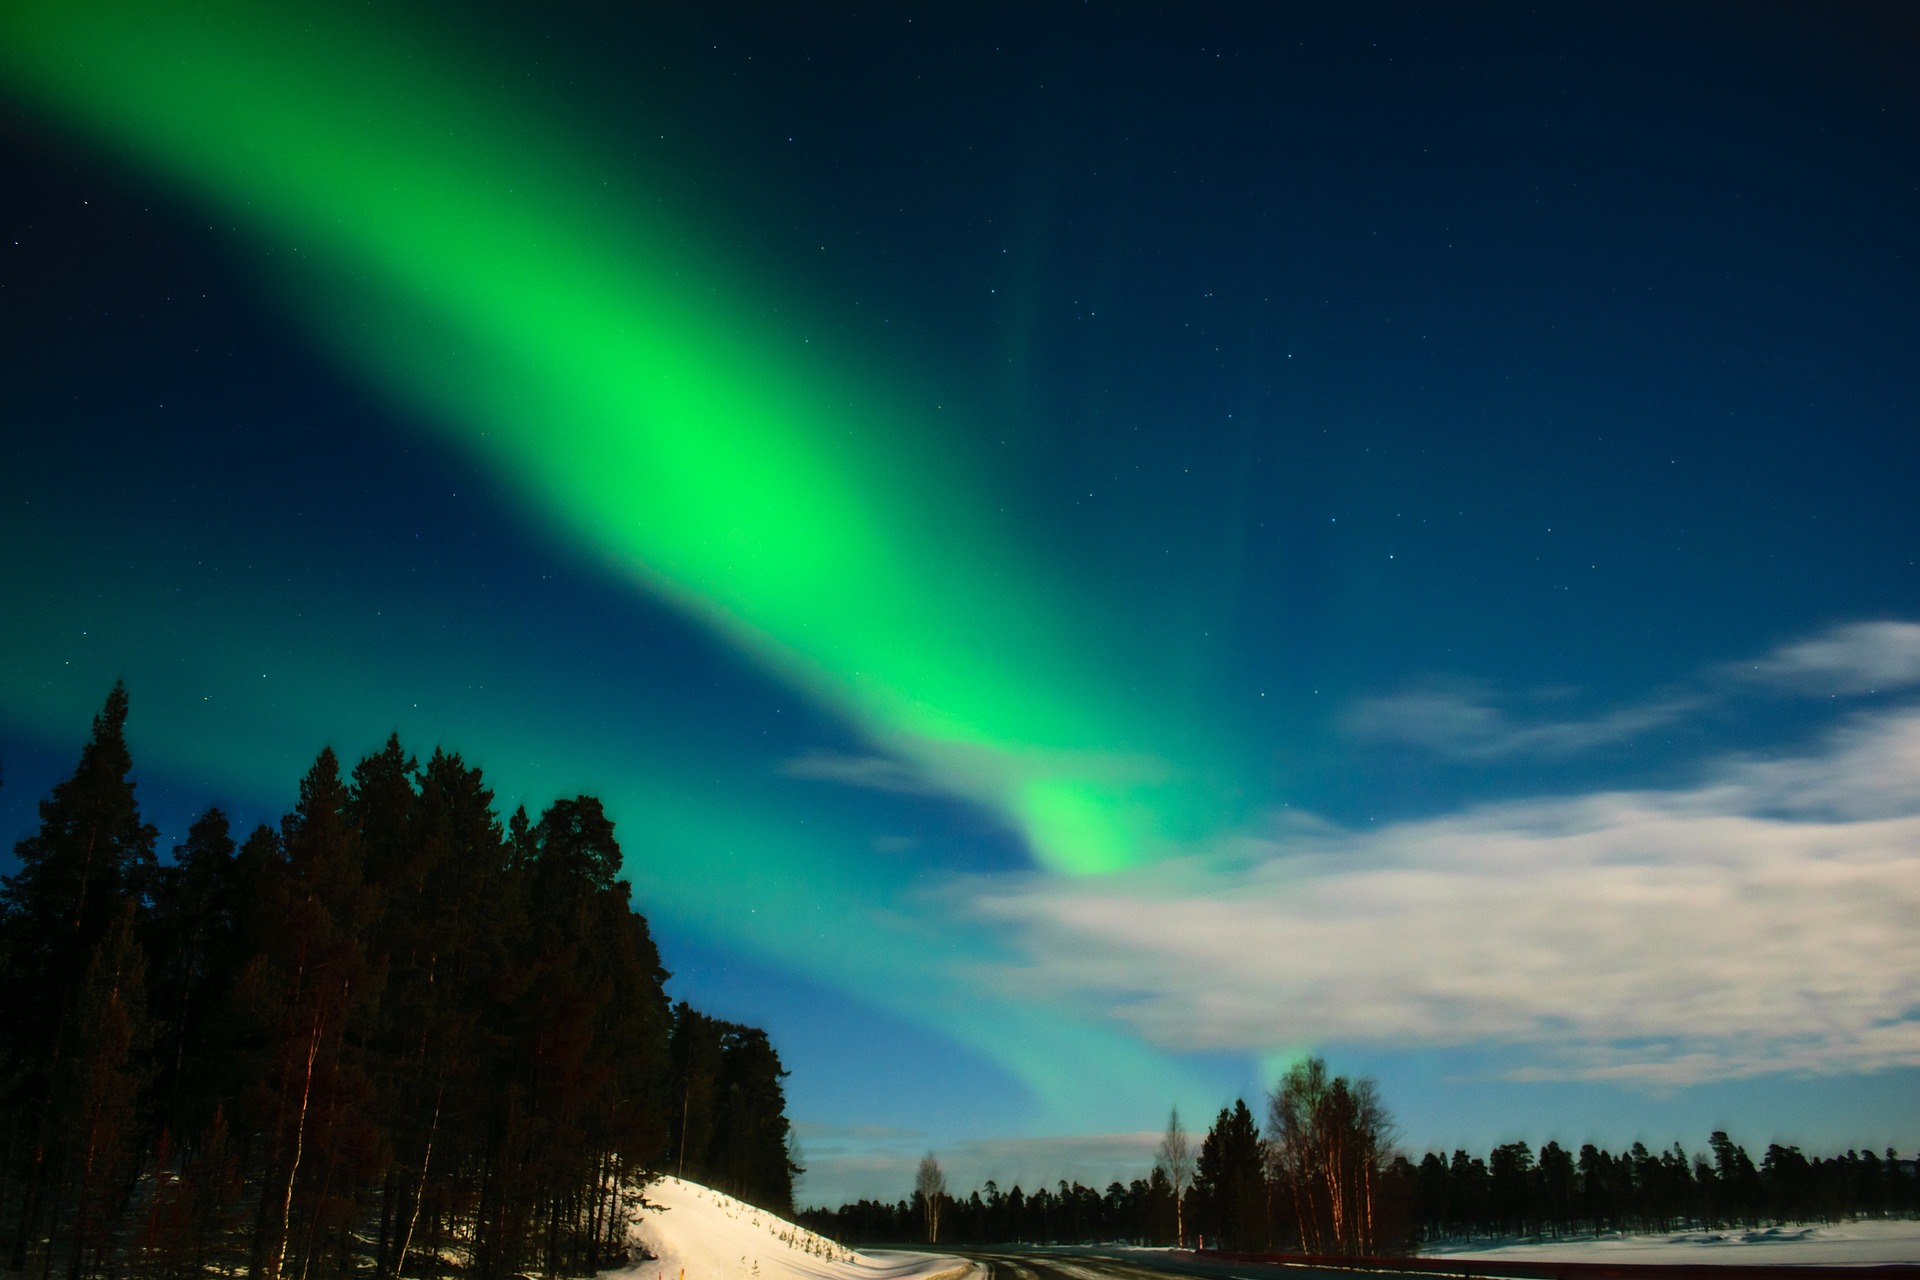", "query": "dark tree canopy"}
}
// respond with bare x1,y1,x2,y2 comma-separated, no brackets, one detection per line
668,1006,799,1215
2,683,158,1043
1193,1099,1268,1250
0,689,797,1280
